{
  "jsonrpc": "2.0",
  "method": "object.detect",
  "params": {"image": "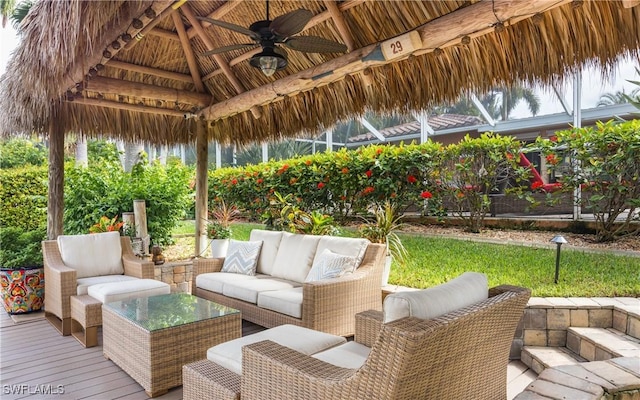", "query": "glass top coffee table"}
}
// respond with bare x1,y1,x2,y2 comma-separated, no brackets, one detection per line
102,293,241,397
